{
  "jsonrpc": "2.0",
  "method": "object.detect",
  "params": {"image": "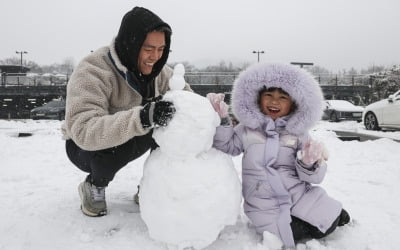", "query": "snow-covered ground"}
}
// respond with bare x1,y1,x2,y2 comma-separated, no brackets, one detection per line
316,120,400,141
1,119,400,250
